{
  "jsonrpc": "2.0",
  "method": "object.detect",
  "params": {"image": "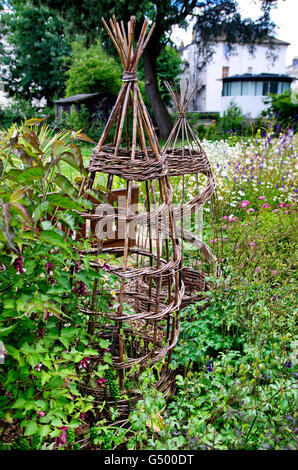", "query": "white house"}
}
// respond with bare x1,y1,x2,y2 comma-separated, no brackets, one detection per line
179,35,294,118
287,57,298,91
0,78,11,108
